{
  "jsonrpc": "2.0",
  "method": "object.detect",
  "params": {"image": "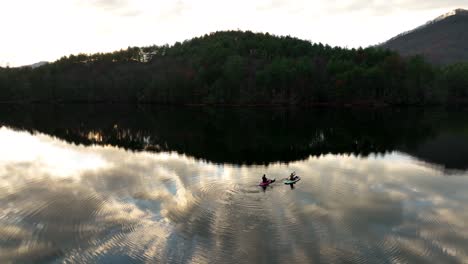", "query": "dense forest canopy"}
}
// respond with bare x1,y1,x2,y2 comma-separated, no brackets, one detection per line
1,30,467,105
